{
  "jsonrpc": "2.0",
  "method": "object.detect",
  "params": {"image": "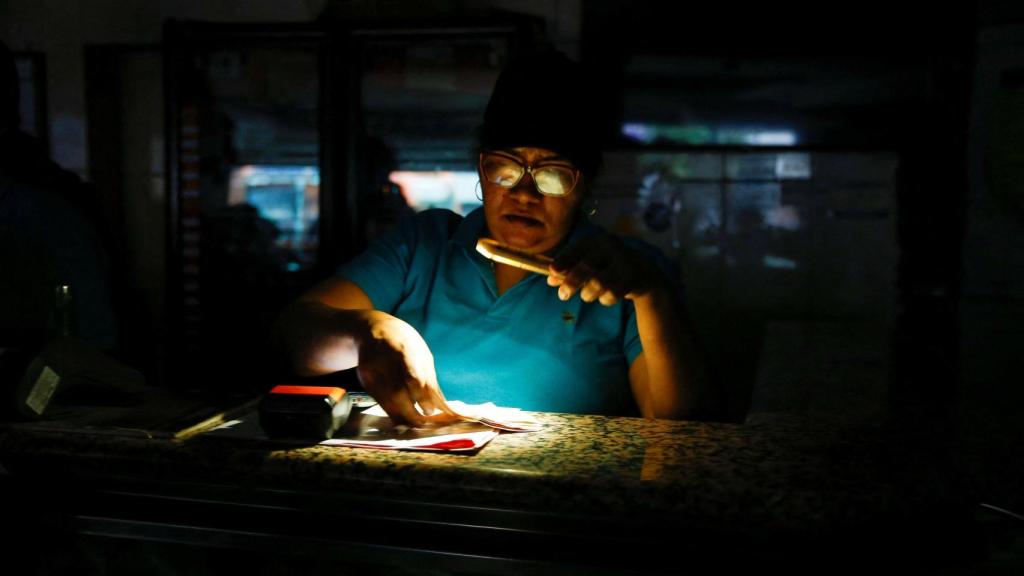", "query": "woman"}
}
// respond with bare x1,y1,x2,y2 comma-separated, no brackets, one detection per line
277,50,709,424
